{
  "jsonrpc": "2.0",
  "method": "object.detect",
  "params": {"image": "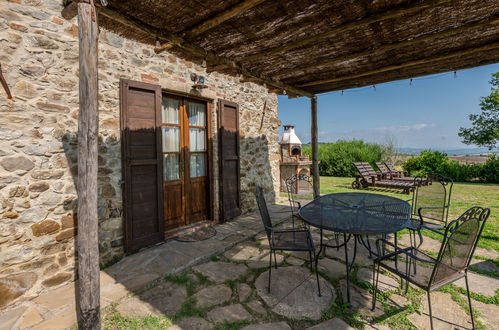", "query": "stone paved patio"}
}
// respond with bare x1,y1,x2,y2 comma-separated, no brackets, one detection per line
0,204,290,329
1,201,498,329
